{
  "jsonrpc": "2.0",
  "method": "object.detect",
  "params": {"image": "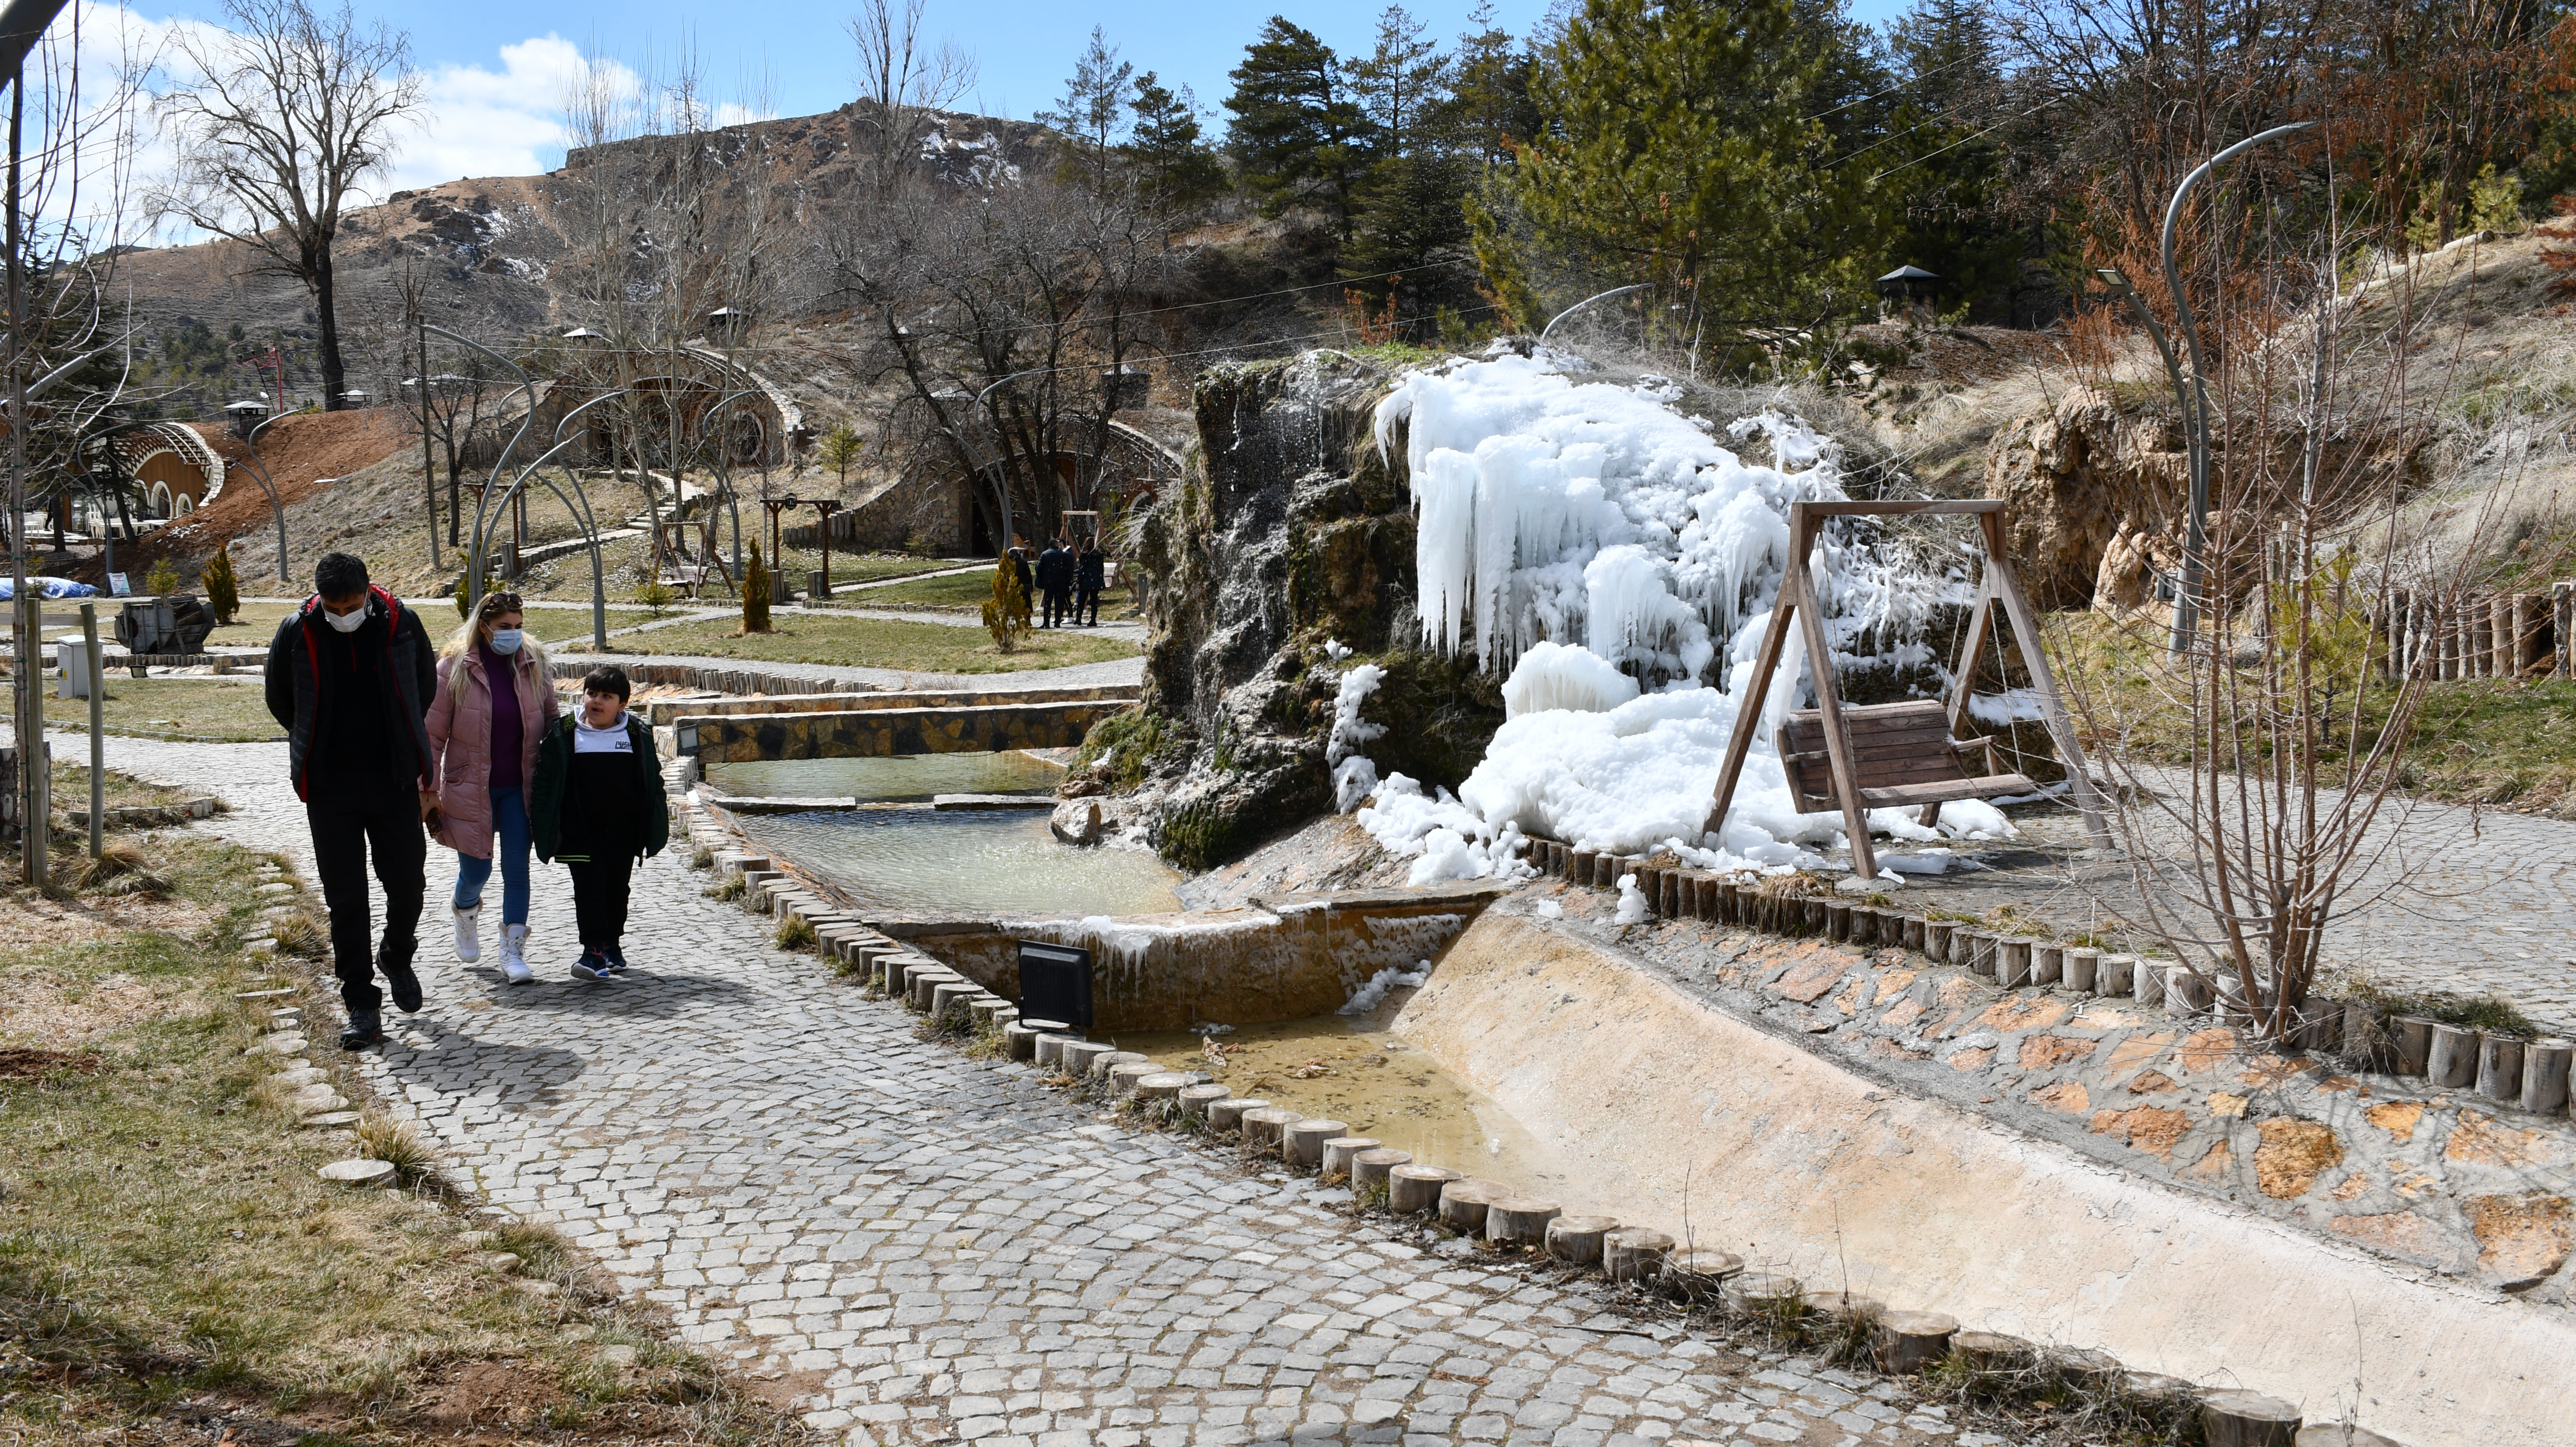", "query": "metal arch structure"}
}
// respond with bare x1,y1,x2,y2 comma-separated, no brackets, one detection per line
464,383,649,651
